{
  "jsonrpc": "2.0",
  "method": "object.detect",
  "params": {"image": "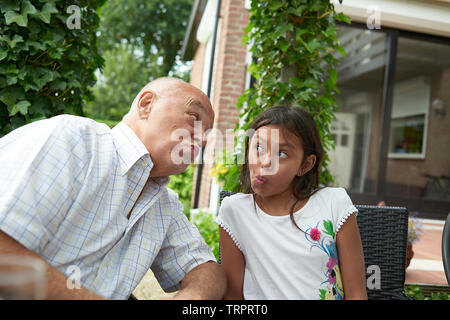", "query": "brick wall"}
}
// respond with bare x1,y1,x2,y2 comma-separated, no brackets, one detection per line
190,0,249,209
